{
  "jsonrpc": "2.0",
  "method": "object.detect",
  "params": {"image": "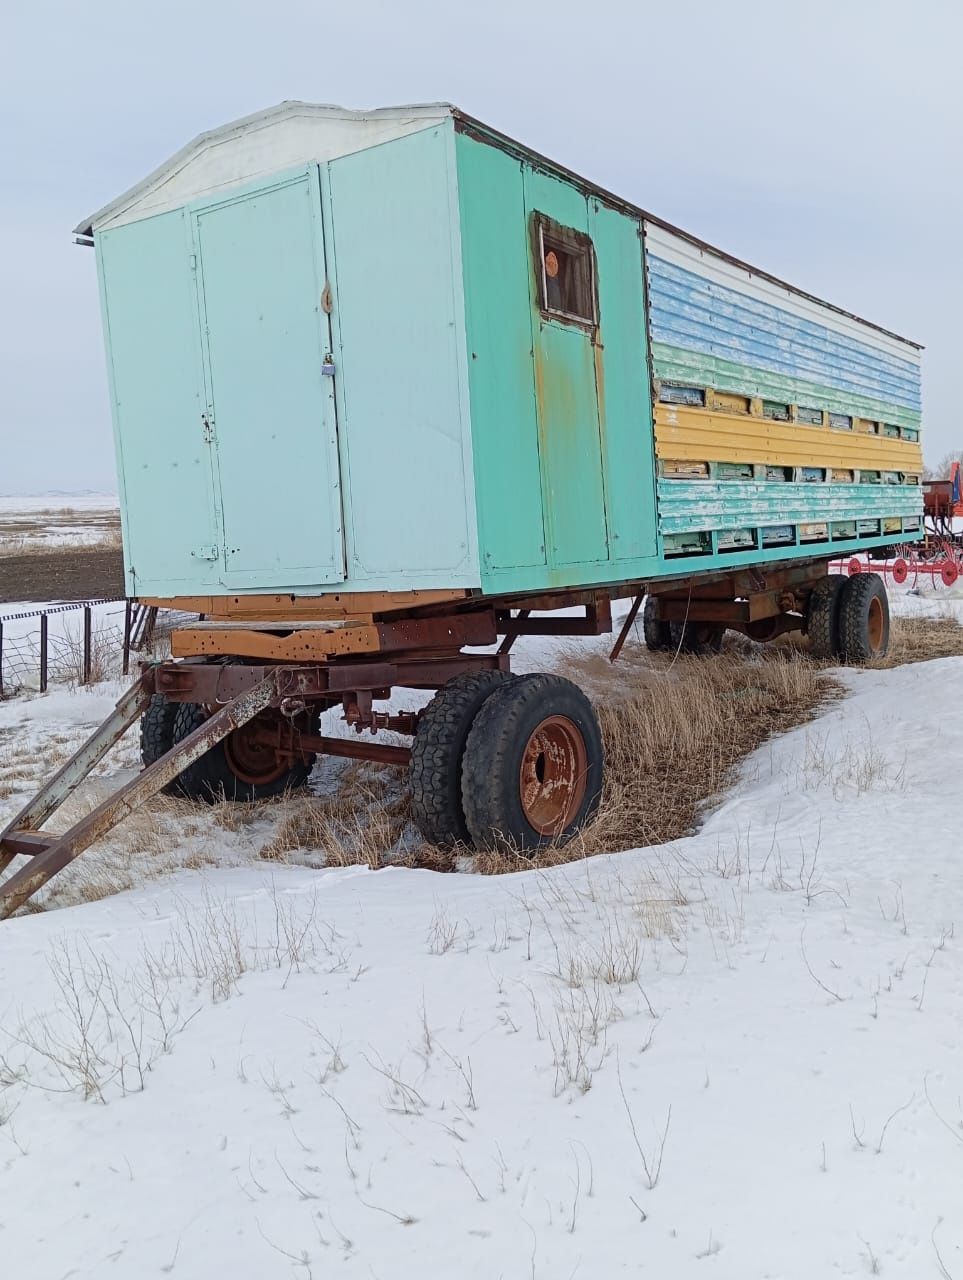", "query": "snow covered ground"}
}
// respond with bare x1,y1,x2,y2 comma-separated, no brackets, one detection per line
0,492,119,550
1,613,962,1276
